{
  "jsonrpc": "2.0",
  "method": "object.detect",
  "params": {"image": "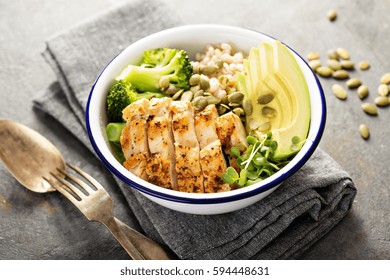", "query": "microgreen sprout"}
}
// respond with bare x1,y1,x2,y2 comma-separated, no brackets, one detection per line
221,131,293,188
